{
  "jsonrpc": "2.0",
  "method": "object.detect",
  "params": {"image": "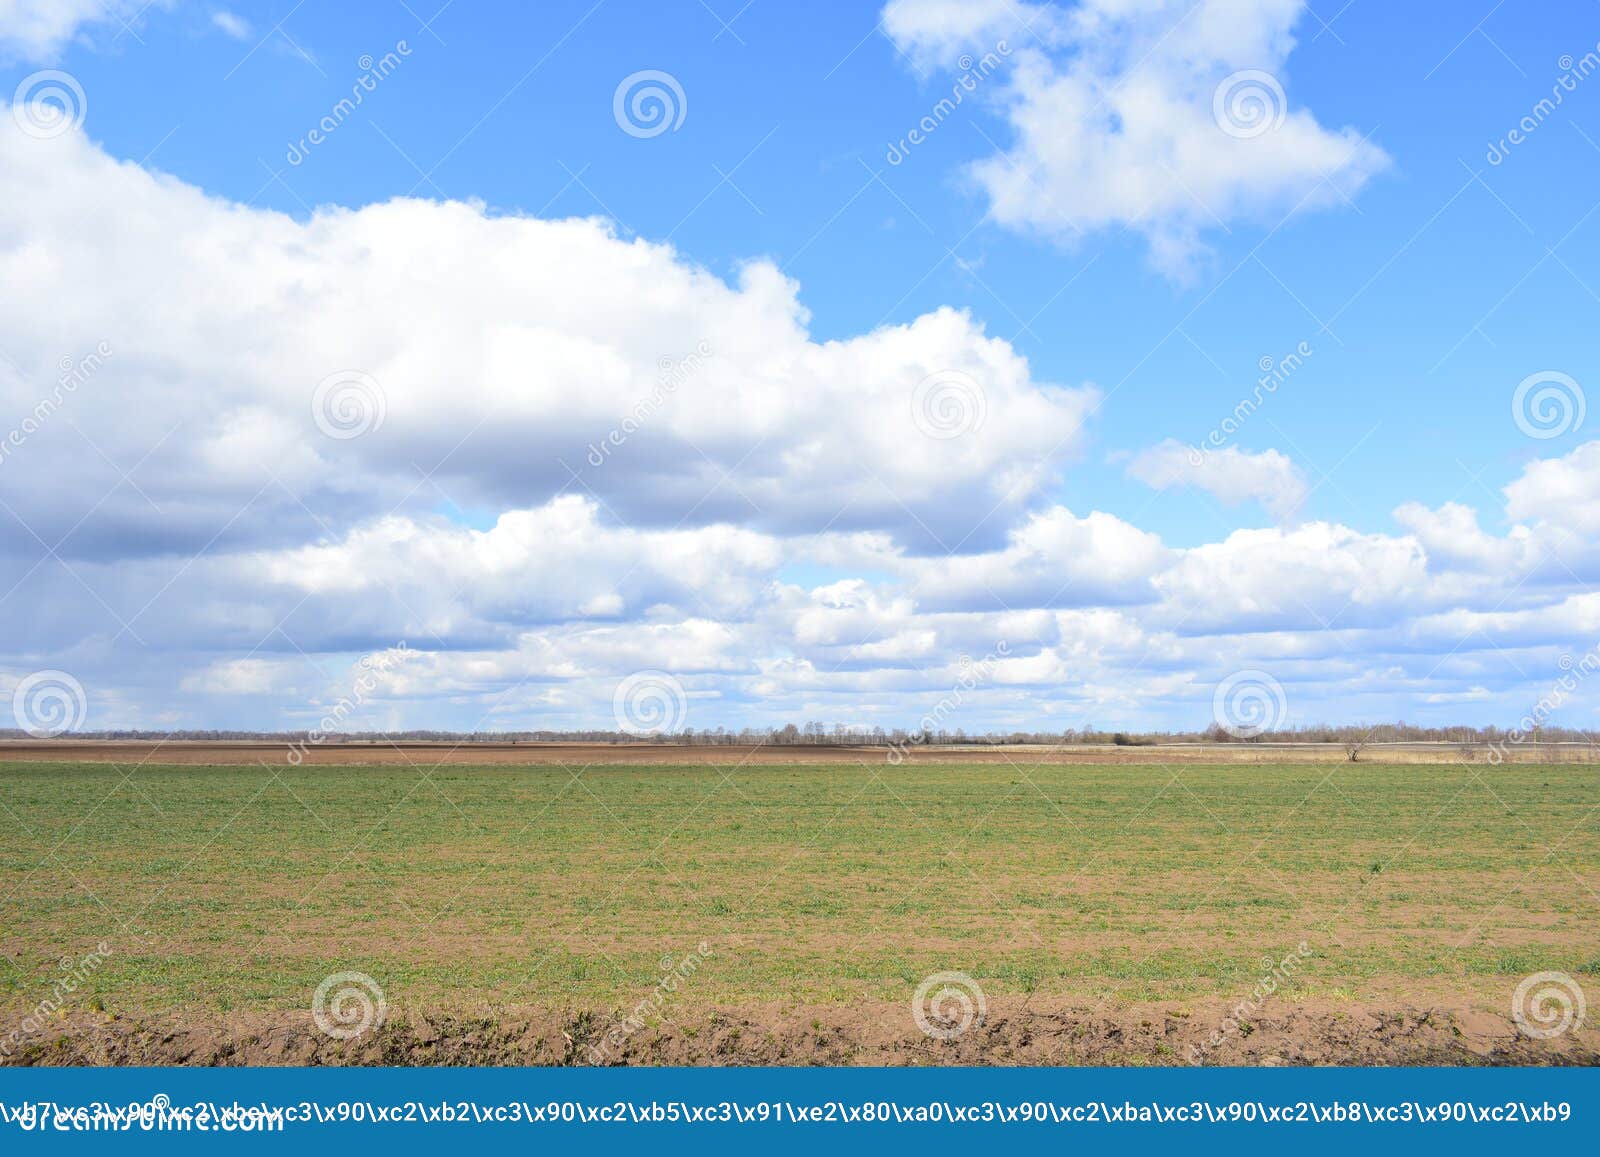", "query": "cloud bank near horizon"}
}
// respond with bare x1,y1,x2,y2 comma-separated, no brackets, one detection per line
0,109,1595,739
